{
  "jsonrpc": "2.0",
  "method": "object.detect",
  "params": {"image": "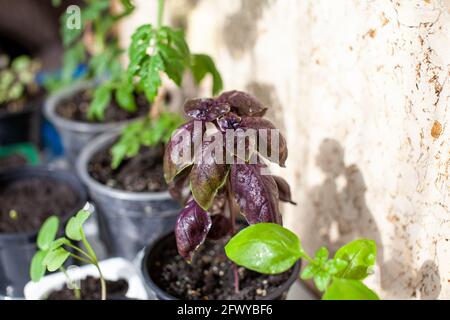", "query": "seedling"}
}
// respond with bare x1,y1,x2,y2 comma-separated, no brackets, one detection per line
30,210,106,300
225,223,380,300
164,90,294,293
110,0,223,168
0,55,40,105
